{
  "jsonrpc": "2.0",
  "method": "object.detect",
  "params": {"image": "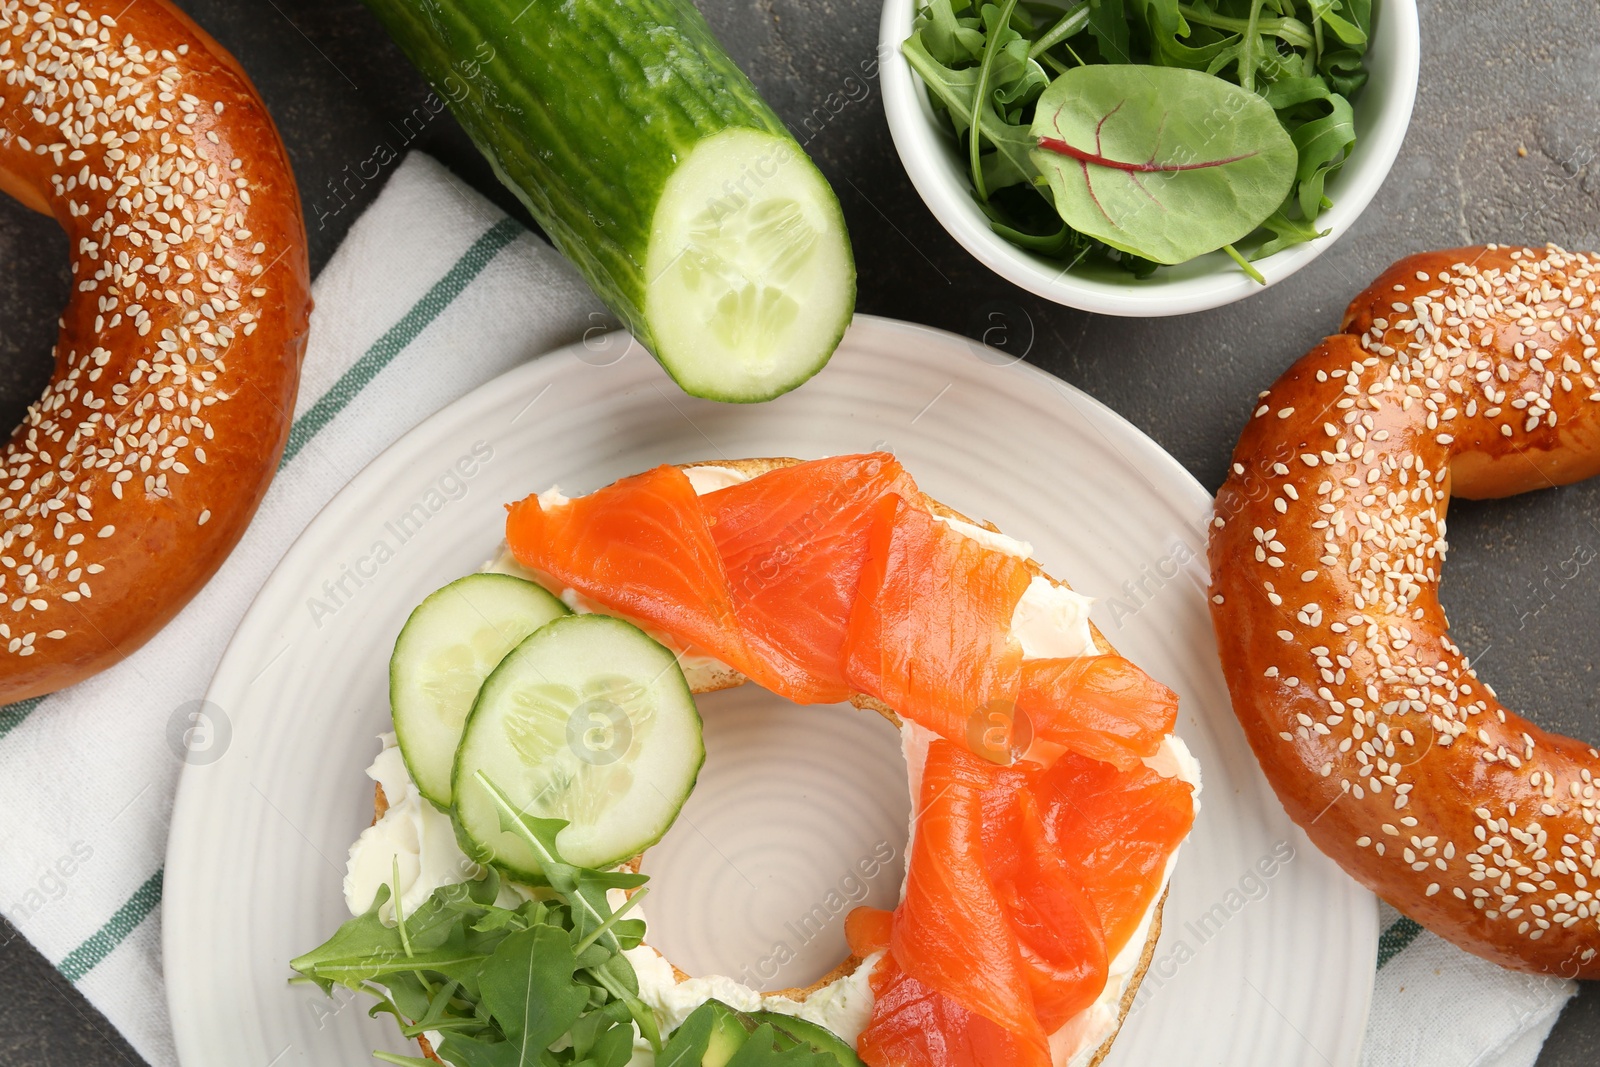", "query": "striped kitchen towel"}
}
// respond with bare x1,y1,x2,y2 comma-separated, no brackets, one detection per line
1362,903,1575,1067
0,152,609,1065
0,152,1580,1067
